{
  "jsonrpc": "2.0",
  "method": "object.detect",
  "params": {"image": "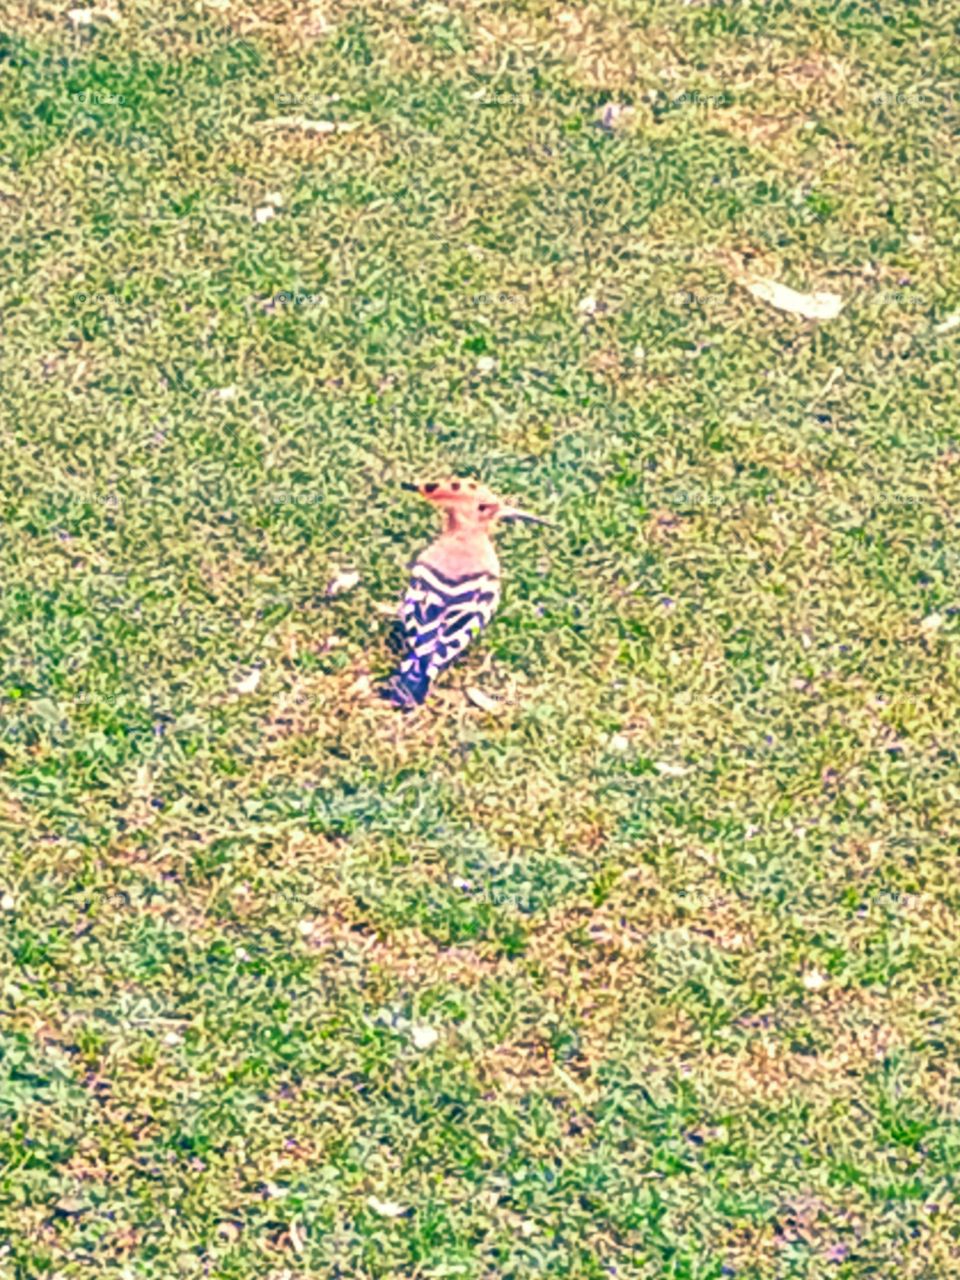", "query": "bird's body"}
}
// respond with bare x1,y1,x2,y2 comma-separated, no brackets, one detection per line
385,480,550,708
